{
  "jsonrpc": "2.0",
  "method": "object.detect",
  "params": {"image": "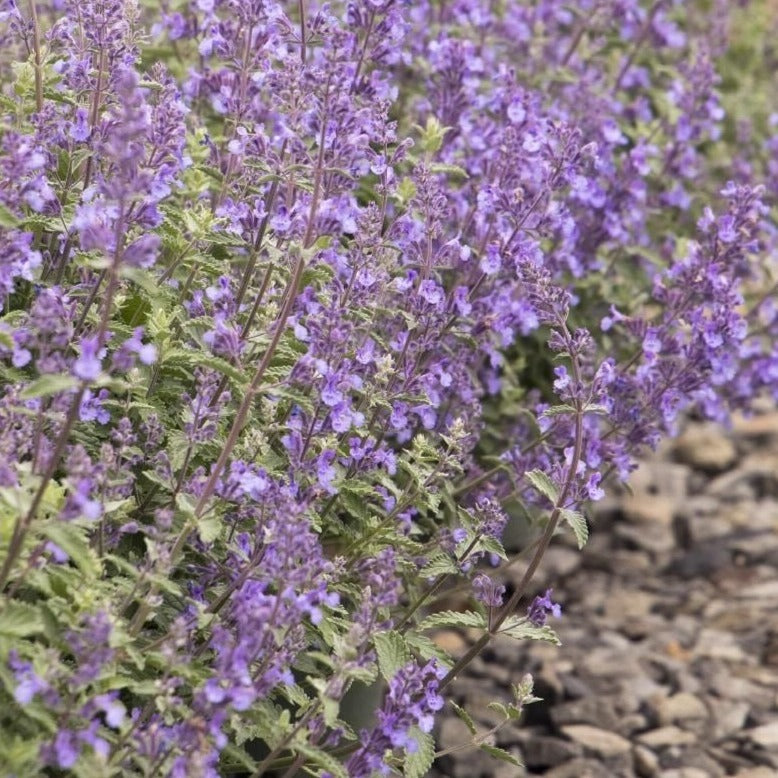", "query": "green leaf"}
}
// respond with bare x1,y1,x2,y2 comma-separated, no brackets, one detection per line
163,349,248,390
583,403,610,415
0,601,44,638
0,204,20,229
219,744,257,773
416,116,450,154
197,515,222,544
540,404,575,417
450,701,477,735
498,616,561,645
419,610,486,632
294,742,349,778
403,633,454,667
405,727,436,778
175,491,196,517
525,469,558,504
429,162,469,179
420,553,458,577
396,177,417,204
39,521,100,577
478,743,523,767
20,374,79,400
0,734,41,775
488,701,510,718
477,535,508,561
339,486,375,523
561,508,588,549
373,630,410,681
